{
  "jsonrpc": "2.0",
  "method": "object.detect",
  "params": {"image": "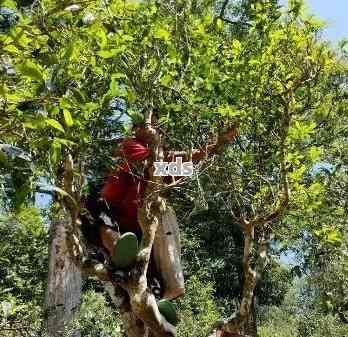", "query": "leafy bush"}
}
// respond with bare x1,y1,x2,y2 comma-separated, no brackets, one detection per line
0,207,48,335
74,290,123,337
258,305,299,337
176,275,220,337
298,312,348,337
259,280,348,337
